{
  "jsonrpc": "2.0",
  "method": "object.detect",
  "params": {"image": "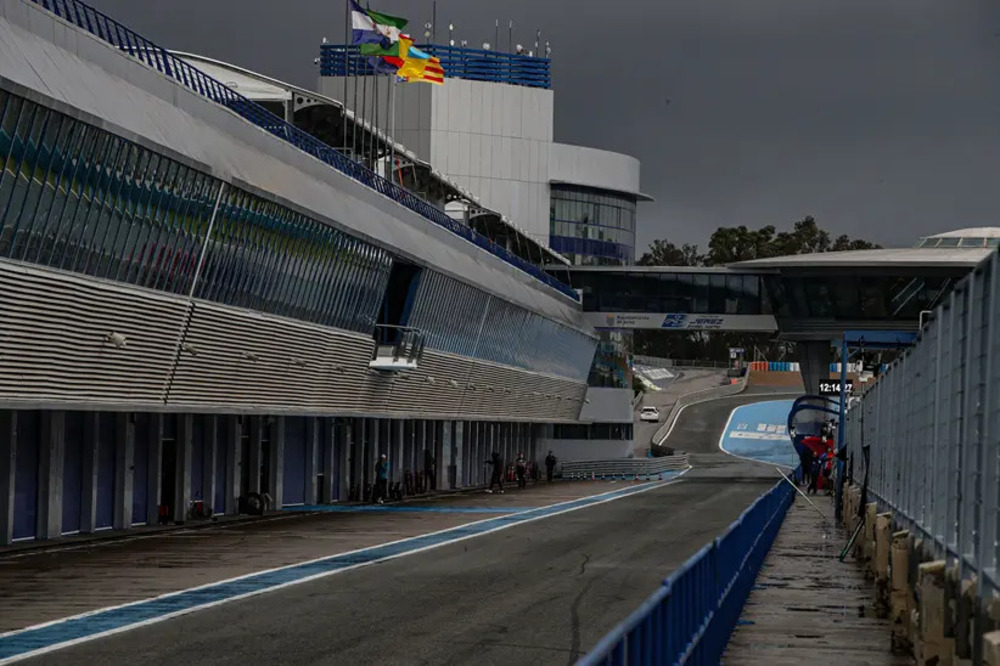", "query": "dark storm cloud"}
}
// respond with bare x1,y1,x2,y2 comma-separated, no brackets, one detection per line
87,0,1000,251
